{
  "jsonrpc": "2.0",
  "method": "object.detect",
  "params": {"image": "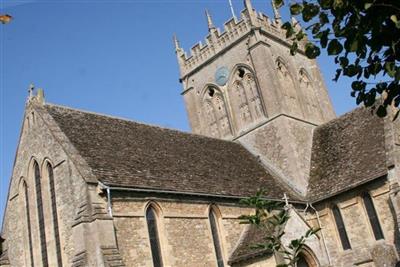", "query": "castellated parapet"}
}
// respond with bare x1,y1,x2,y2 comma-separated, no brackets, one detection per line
176,8,303,78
